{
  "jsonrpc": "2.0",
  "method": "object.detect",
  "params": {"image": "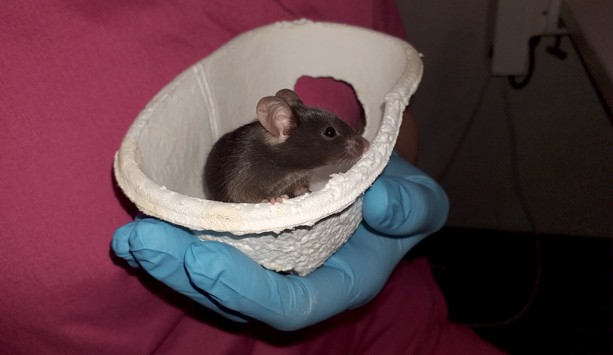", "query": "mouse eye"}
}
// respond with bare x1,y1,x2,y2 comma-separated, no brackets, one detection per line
324,127,337,138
